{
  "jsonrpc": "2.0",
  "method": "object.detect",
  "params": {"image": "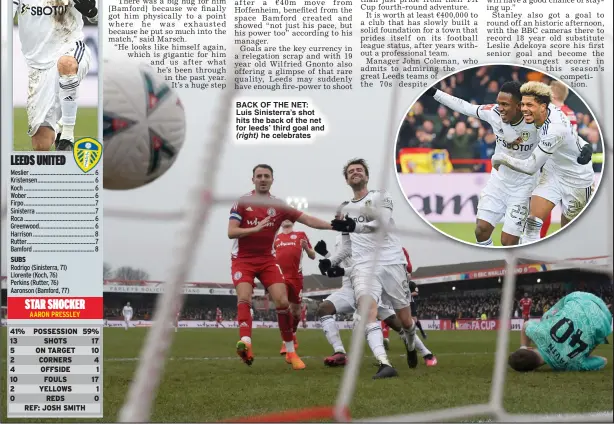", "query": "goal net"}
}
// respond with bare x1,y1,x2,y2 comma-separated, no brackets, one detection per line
108,46,613,422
